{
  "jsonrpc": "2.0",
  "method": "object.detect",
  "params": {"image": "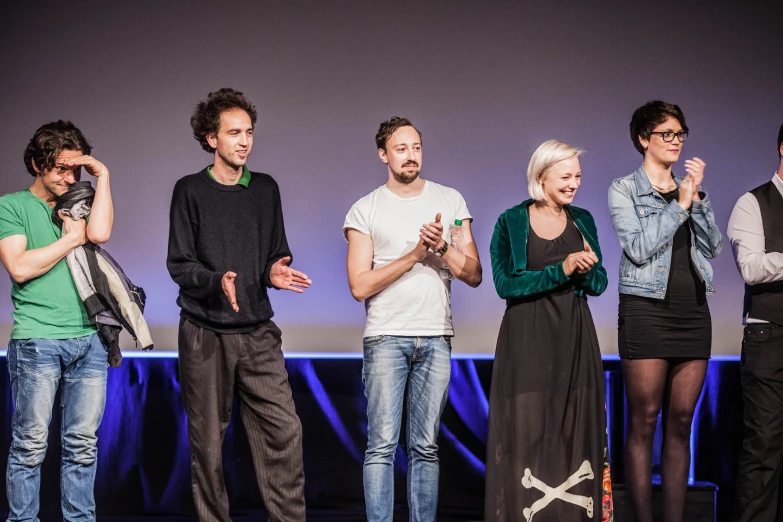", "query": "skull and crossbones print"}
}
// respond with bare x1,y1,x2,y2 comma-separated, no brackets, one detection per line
521,460,594,521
